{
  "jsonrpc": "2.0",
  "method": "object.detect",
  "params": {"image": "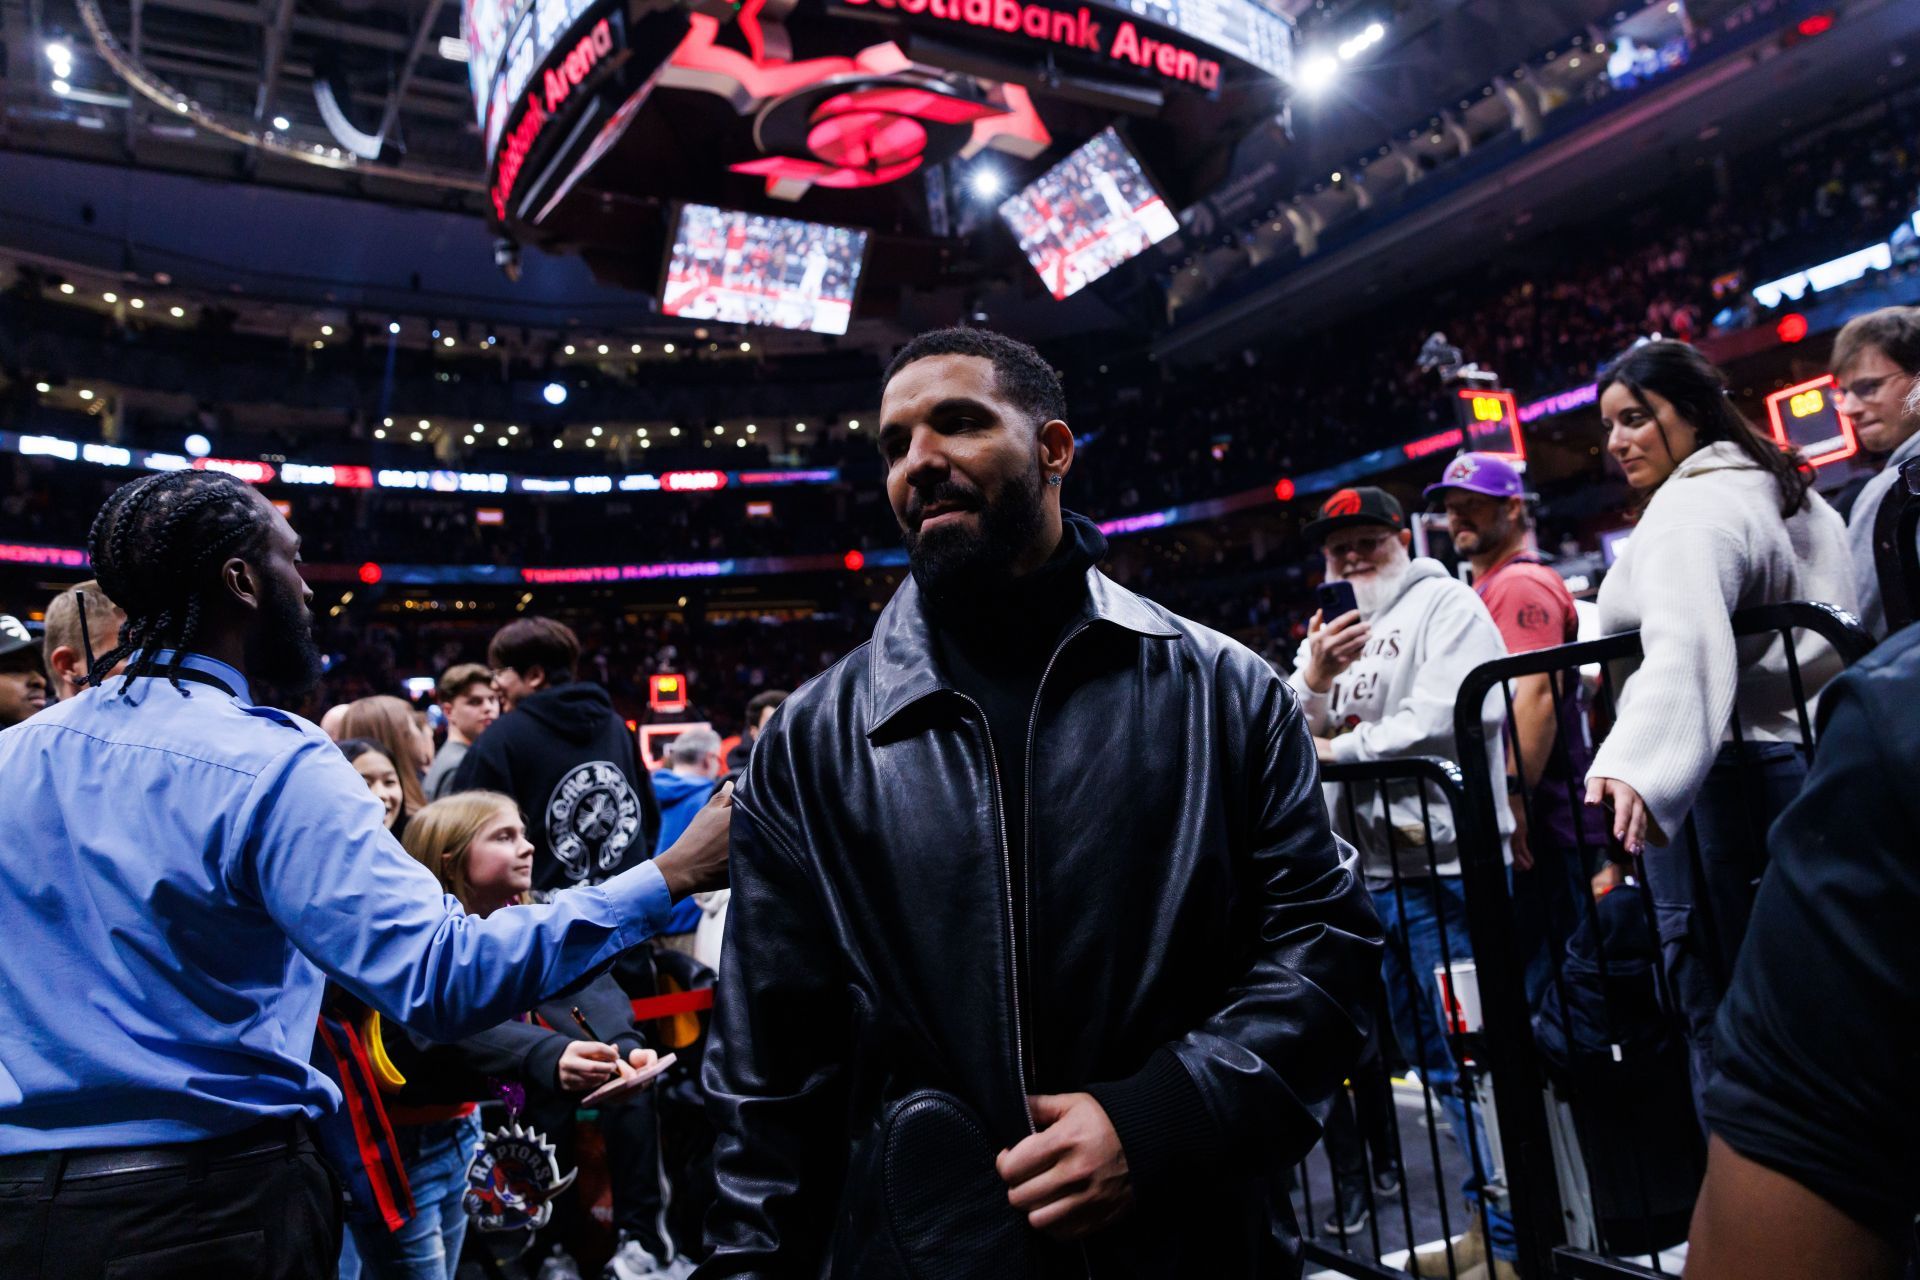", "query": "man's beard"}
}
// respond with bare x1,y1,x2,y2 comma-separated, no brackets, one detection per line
243,574,323,698
1348,551,1413,618
903,464,1045,608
